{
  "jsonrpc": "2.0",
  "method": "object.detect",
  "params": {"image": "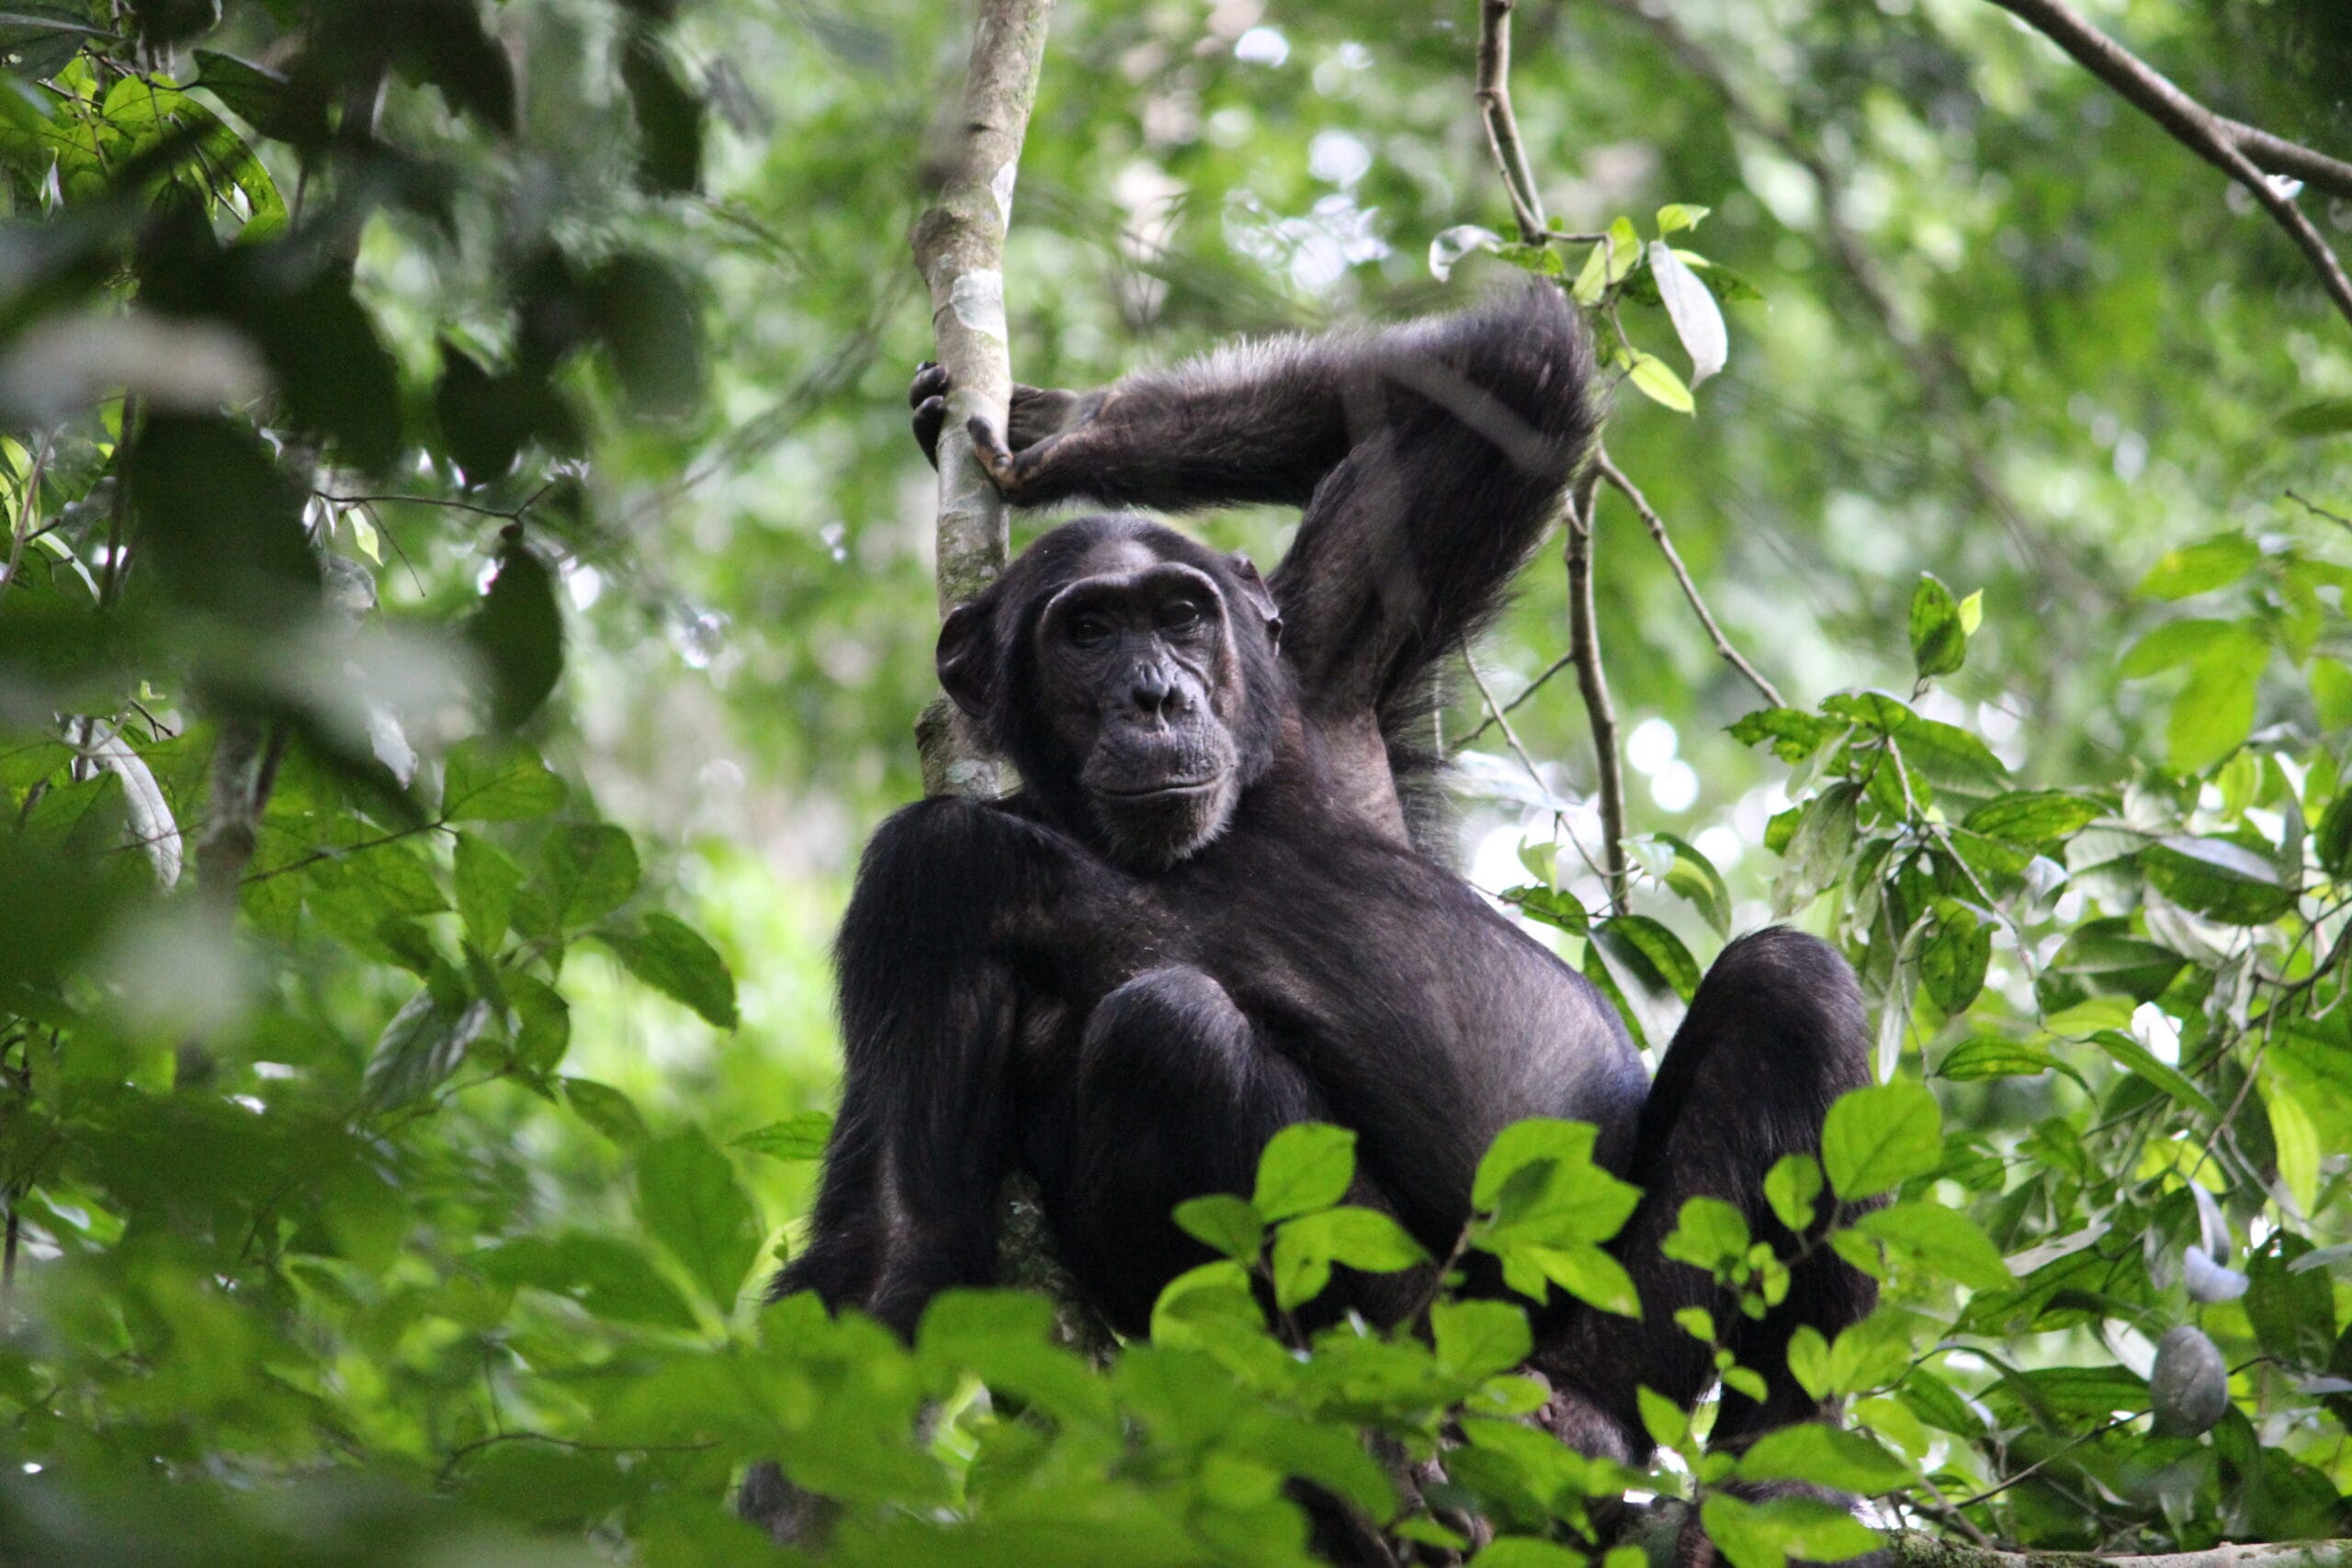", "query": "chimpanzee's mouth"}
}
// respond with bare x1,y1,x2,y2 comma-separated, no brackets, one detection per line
1093,778,1222,799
